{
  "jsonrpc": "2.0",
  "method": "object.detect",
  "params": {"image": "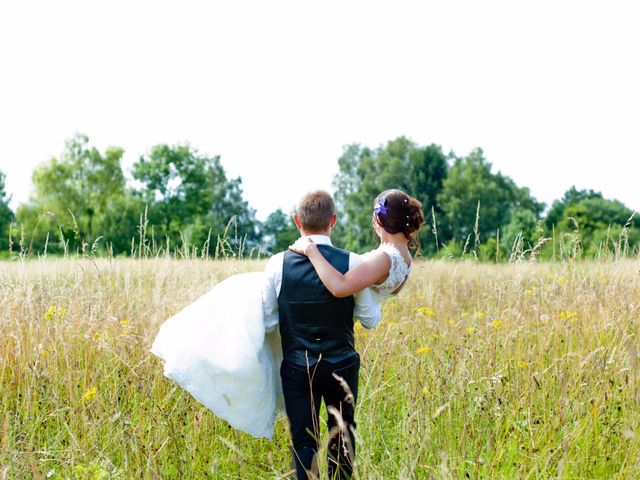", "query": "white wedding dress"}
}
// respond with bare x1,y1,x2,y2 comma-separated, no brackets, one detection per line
151,272,284,439
150,244,410,439
362,243,412,302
